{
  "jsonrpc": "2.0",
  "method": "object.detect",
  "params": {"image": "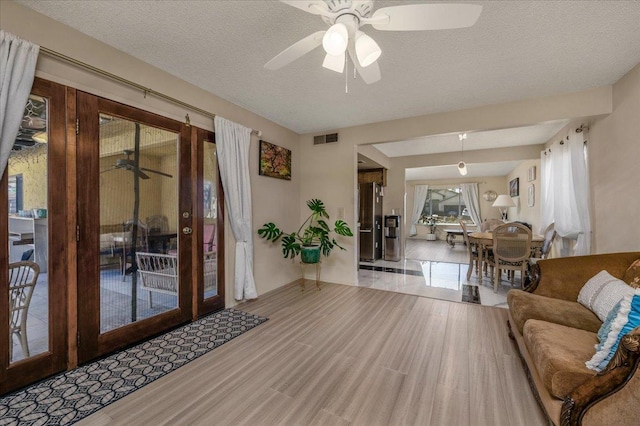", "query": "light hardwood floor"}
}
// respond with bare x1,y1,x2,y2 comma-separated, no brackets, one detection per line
79,282,546,426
